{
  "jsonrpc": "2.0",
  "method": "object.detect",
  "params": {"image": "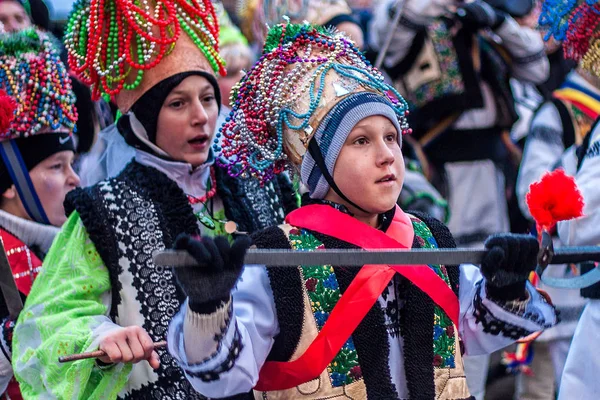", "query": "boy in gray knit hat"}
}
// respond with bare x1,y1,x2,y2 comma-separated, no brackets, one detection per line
166,22,557,399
